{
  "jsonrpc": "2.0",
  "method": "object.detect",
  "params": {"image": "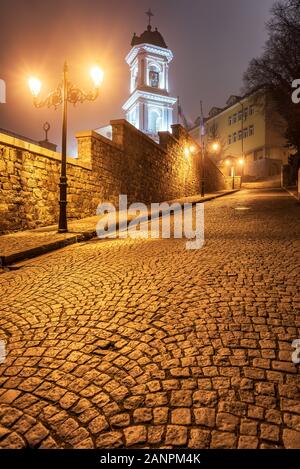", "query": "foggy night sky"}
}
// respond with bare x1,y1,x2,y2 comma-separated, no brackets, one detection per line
0,0,275,156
